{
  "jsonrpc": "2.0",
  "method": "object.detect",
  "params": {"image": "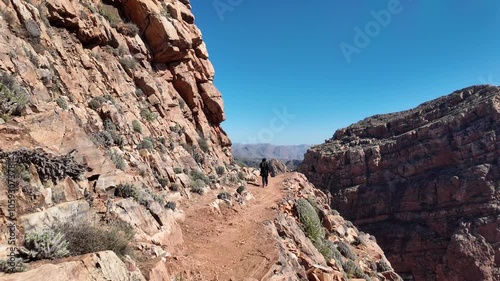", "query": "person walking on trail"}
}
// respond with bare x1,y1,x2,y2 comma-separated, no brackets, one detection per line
260,158,269,187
